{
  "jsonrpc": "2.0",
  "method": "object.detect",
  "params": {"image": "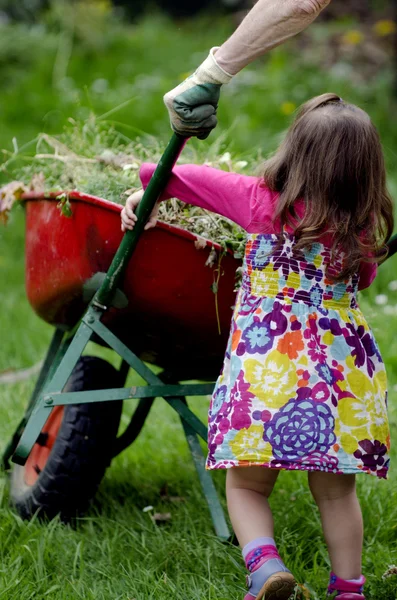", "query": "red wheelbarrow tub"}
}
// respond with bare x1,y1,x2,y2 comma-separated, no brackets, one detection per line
22,192,240,379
